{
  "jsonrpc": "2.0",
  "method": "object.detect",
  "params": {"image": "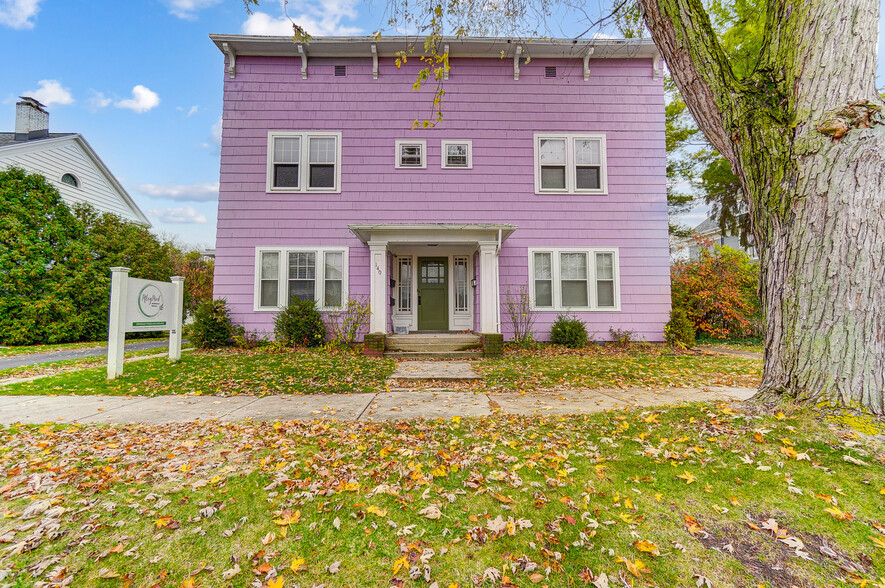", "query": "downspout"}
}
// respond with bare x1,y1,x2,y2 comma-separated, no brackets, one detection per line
496,229,502,333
